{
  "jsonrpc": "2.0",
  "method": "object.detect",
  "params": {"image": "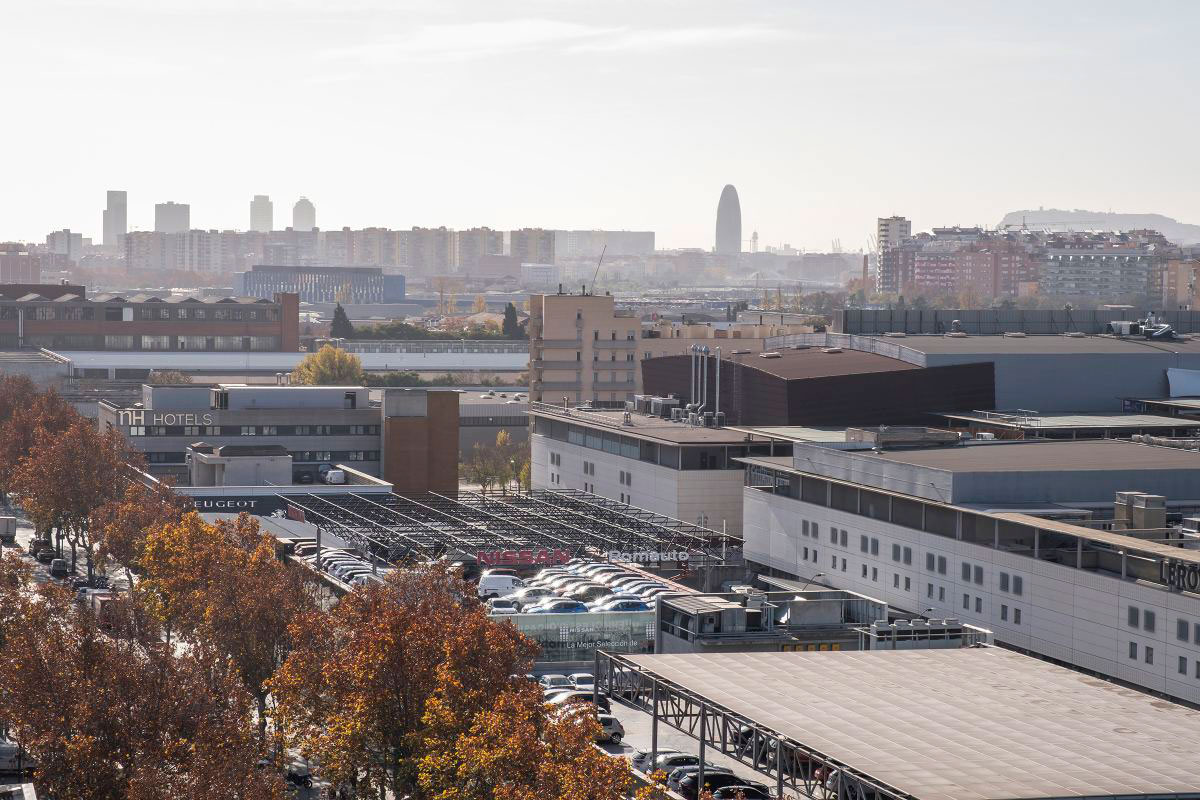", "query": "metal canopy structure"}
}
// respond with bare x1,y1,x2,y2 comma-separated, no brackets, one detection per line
595,648,1200,800
276,489,734,563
